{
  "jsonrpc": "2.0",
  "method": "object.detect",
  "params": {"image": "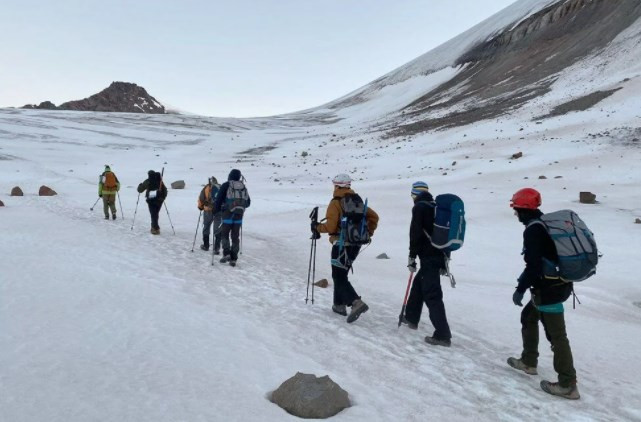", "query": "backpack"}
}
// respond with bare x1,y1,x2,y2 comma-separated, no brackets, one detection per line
528,210,598,282
102,172,117,190
225,180,249,215
338,193,371,246
426,194,466,252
